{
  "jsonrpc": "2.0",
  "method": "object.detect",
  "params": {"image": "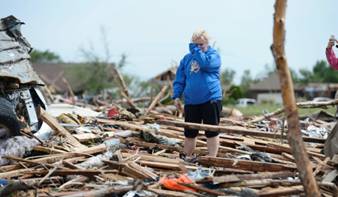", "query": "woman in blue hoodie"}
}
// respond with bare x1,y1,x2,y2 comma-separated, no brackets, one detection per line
172,30,222,158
